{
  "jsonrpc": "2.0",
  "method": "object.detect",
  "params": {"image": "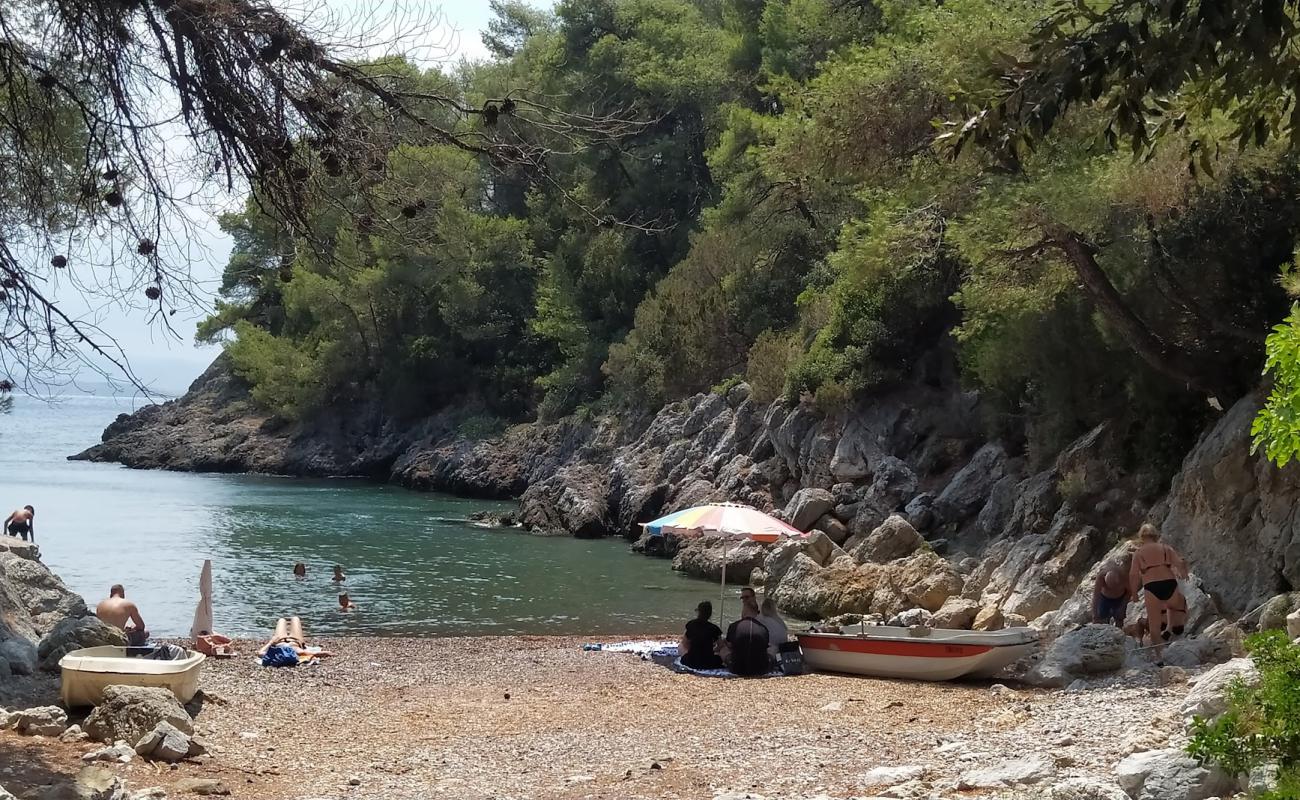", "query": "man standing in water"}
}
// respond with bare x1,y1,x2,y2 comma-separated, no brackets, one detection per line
96,585,150,646
3,505,34,541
